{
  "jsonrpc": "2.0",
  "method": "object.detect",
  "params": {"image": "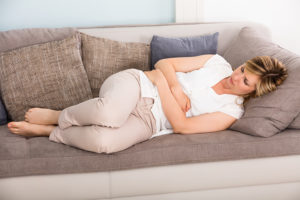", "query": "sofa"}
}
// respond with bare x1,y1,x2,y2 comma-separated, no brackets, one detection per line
1,21,300,200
